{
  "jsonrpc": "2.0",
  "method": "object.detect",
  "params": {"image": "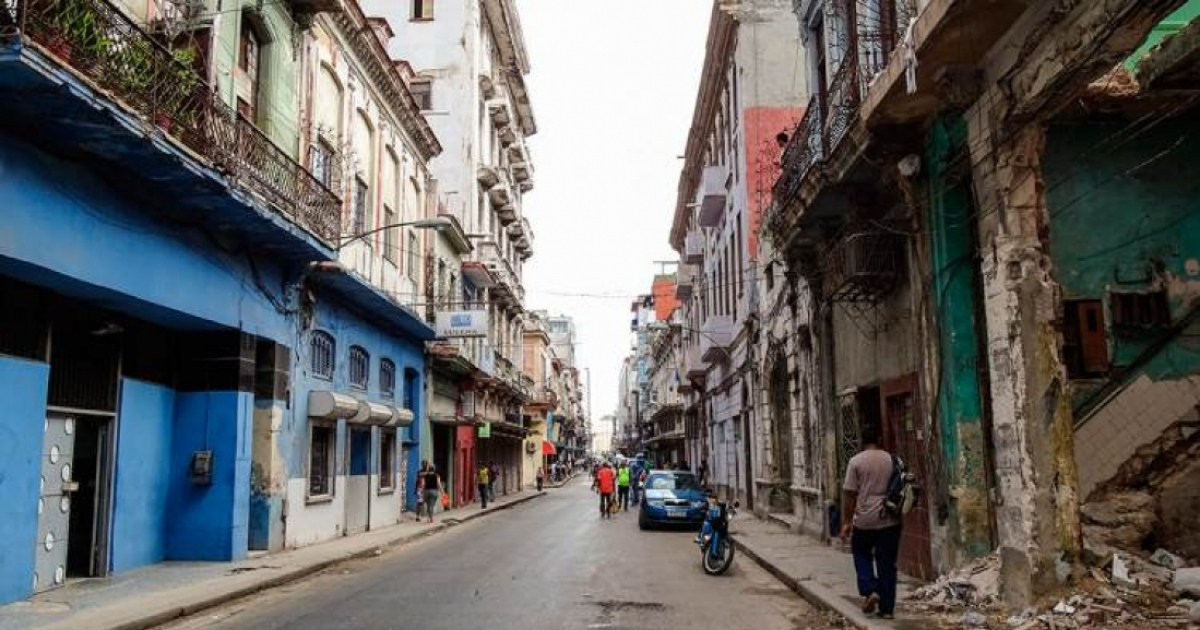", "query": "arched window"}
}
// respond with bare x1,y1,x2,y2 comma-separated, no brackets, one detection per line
349,345,369,390
380,358,396,399
311,330,335,380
